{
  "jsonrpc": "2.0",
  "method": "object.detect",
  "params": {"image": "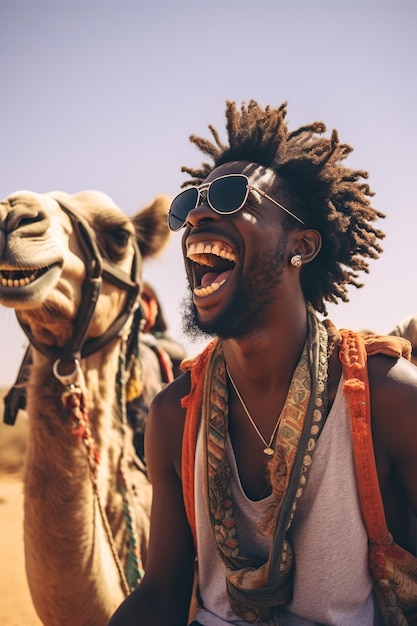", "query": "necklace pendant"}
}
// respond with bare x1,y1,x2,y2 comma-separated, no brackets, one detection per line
263,447,274,456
